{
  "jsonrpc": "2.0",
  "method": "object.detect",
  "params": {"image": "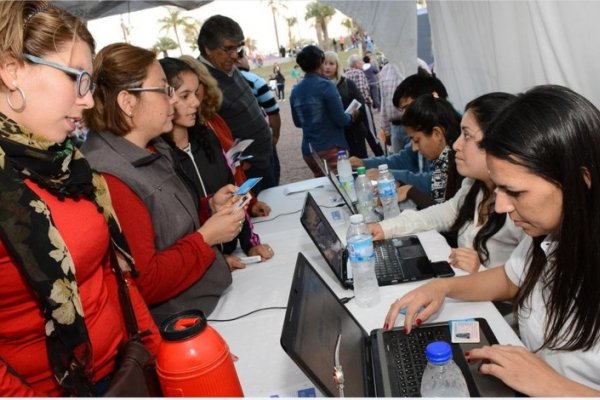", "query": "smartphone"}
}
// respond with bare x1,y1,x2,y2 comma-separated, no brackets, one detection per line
234,193,252,211
235,177,262,195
